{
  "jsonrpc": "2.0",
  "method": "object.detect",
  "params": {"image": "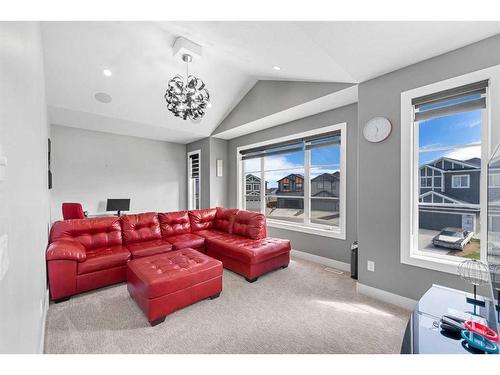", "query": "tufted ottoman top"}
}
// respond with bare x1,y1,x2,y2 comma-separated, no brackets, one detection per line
127,248,222,299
